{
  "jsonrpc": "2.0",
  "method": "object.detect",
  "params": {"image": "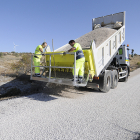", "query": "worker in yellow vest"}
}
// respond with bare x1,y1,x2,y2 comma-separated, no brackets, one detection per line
33,42,47,77
64,40,85,83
